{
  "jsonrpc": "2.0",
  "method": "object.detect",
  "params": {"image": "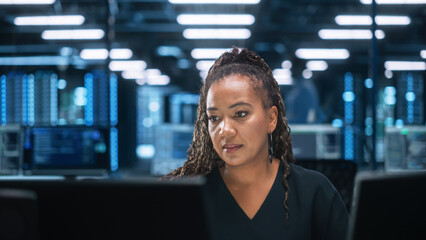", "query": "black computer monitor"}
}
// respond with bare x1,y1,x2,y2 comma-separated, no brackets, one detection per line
0,176,211,240
347,171,426,240
23,126,111,176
